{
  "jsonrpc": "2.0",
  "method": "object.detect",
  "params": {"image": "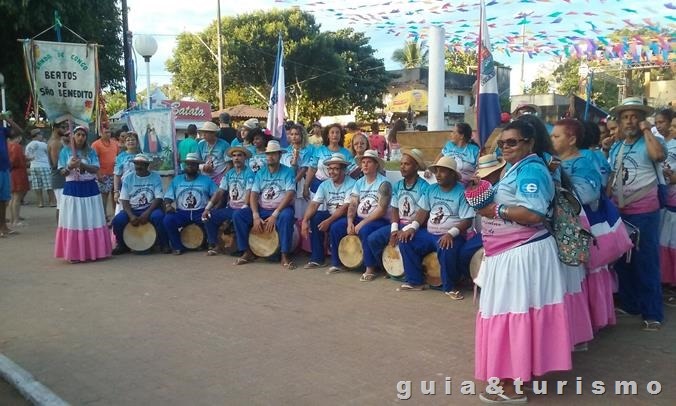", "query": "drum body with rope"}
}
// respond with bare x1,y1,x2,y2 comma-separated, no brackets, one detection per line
248,223,300,257
423,252,442,287
338,235,364,269
382,244,405,279
180,223,205,250
469,248,485,283
218,220,238,255
123,222,157,253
